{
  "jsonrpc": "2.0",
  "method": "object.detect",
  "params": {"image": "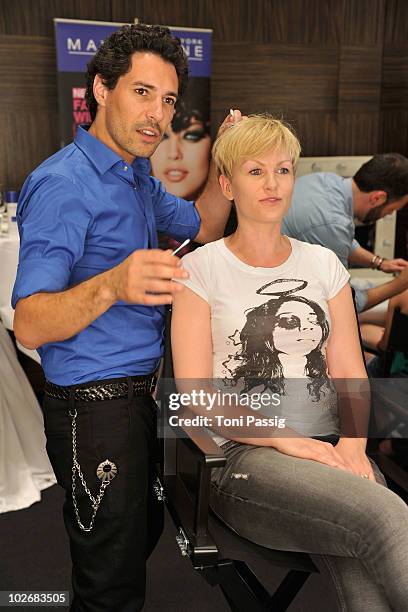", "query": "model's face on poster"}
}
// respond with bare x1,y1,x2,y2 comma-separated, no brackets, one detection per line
102,52,179,161
151,118,211,199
